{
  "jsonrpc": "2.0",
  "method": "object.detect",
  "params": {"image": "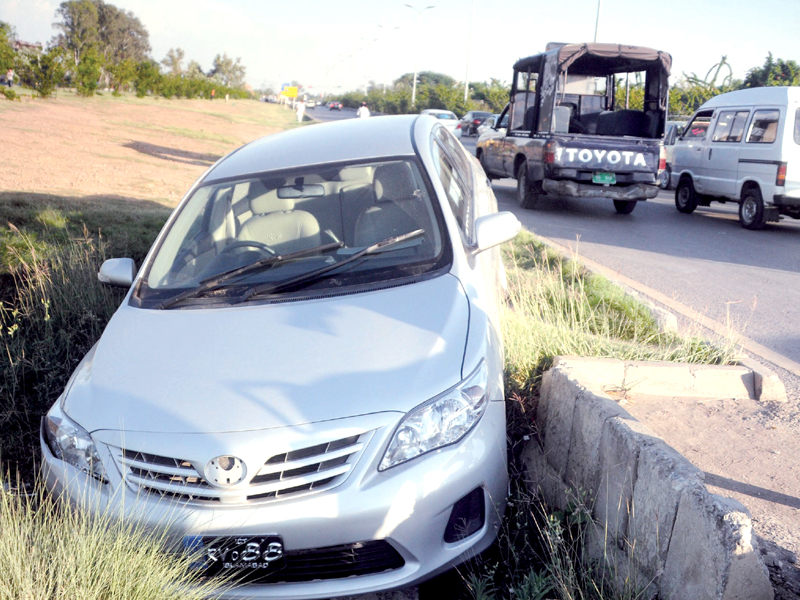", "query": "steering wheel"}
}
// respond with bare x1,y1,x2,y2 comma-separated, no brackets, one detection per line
220,240,277,256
